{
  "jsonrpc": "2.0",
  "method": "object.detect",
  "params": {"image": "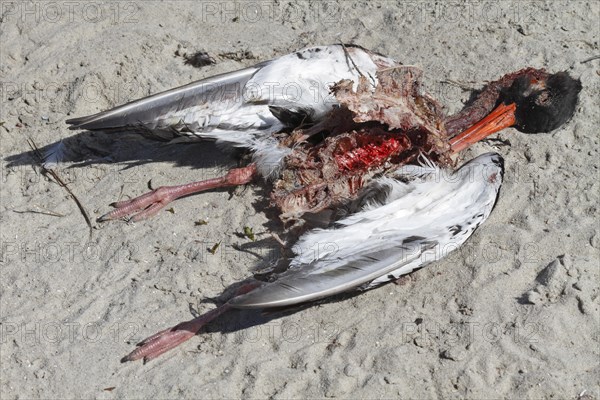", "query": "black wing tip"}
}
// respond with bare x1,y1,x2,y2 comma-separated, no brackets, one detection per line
66,122,84,130
65,115,98,130
65,113,120,131
65,117,83,126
